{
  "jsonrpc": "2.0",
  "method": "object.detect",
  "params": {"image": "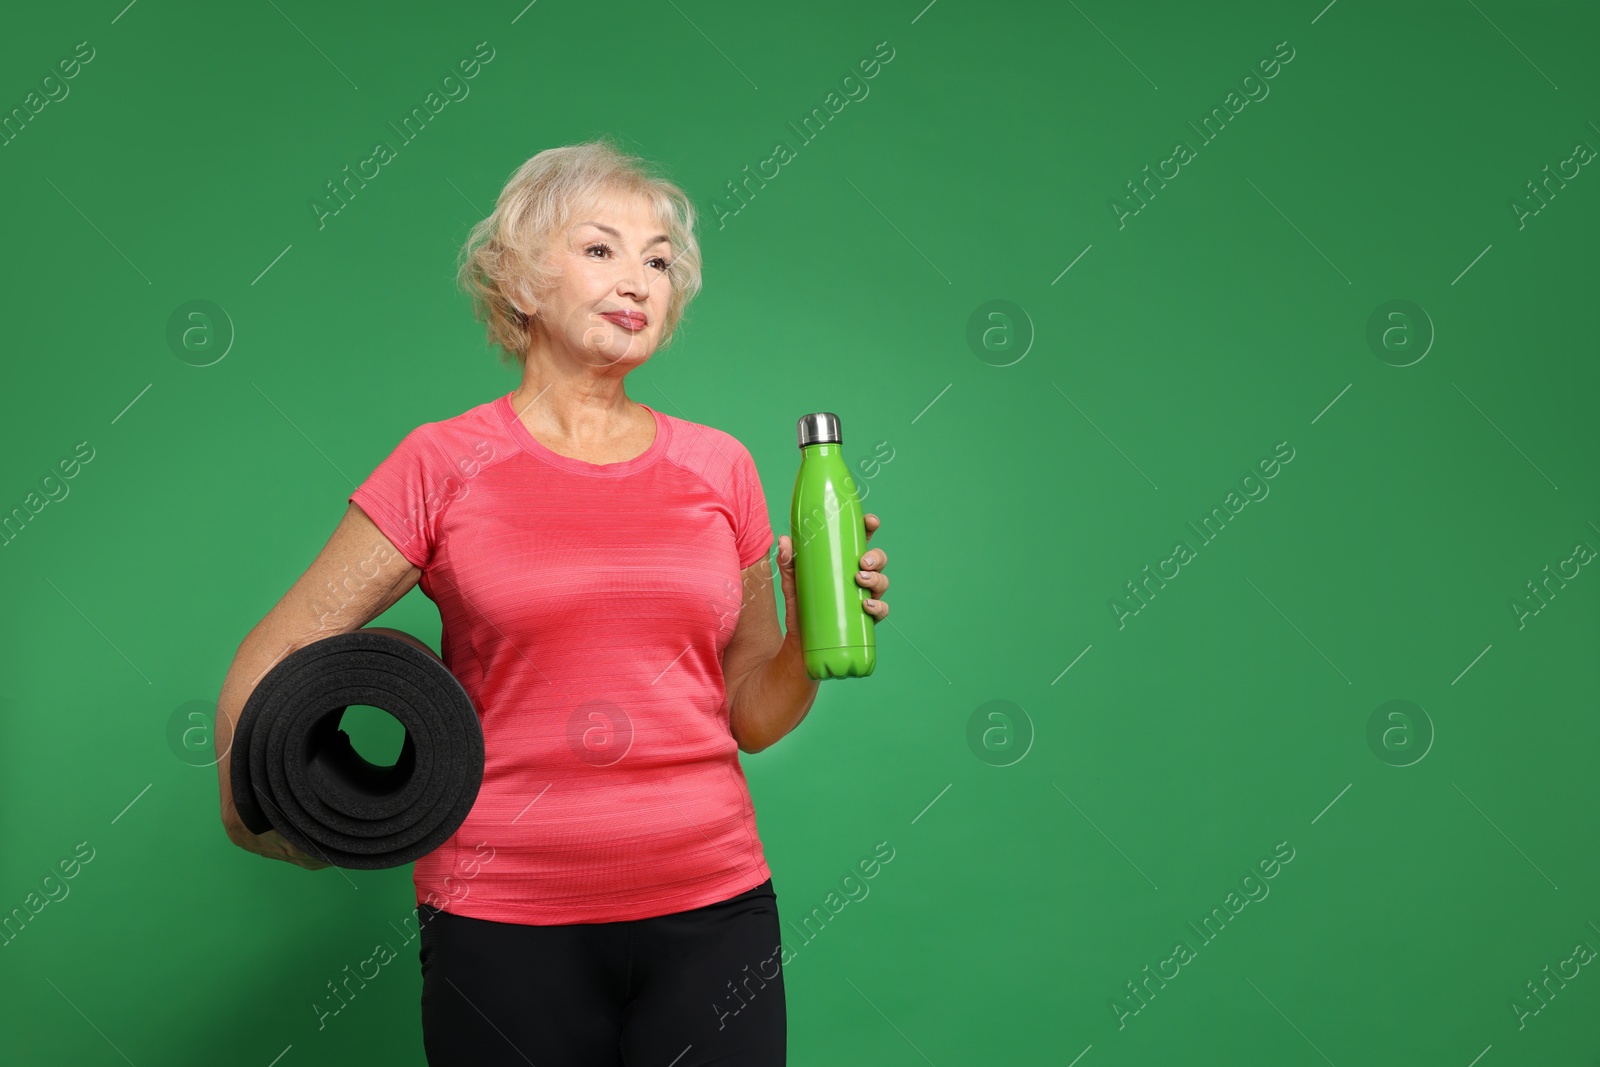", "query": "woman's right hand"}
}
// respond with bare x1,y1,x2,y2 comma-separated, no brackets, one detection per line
223,813,332,871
